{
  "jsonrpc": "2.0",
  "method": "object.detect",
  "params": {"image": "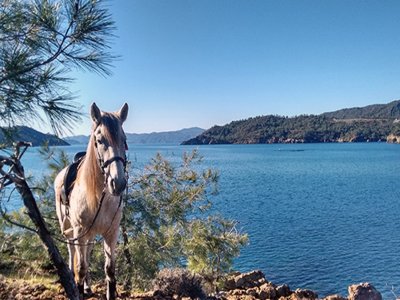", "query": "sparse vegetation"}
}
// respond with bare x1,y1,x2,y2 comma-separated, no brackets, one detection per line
152,268,206,299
